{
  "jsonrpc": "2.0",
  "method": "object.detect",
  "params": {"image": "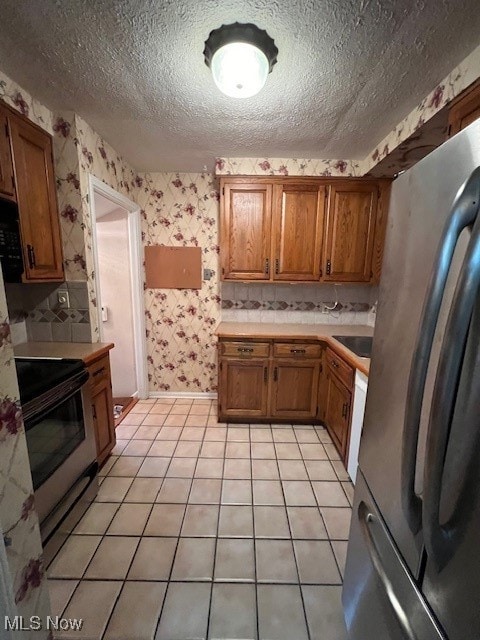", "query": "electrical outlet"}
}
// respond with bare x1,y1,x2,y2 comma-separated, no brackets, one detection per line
57,289,70,309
